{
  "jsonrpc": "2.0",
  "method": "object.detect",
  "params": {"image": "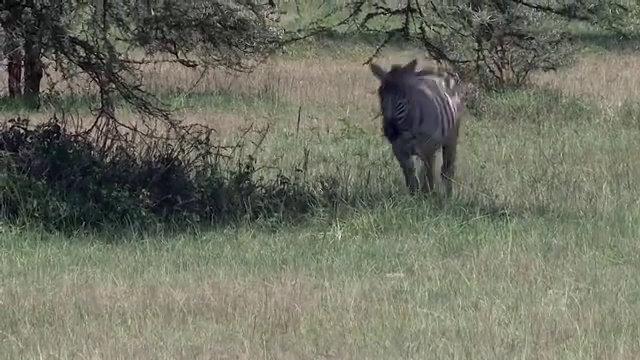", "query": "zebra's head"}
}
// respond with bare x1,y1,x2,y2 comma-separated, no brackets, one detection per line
369,59,419,82
369,59,420,122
